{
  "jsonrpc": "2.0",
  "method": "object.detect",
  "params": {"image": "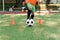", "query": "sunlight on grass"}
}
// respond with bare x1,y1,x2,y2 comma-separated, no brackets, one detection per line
0,20,7,23
3,14,12,16
45,14,54,17
45,21,57,27
0,35,9,40
18,26,26,31
0,20,10,27
33,28,44,35
58,27,60,32
44,31,60,40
